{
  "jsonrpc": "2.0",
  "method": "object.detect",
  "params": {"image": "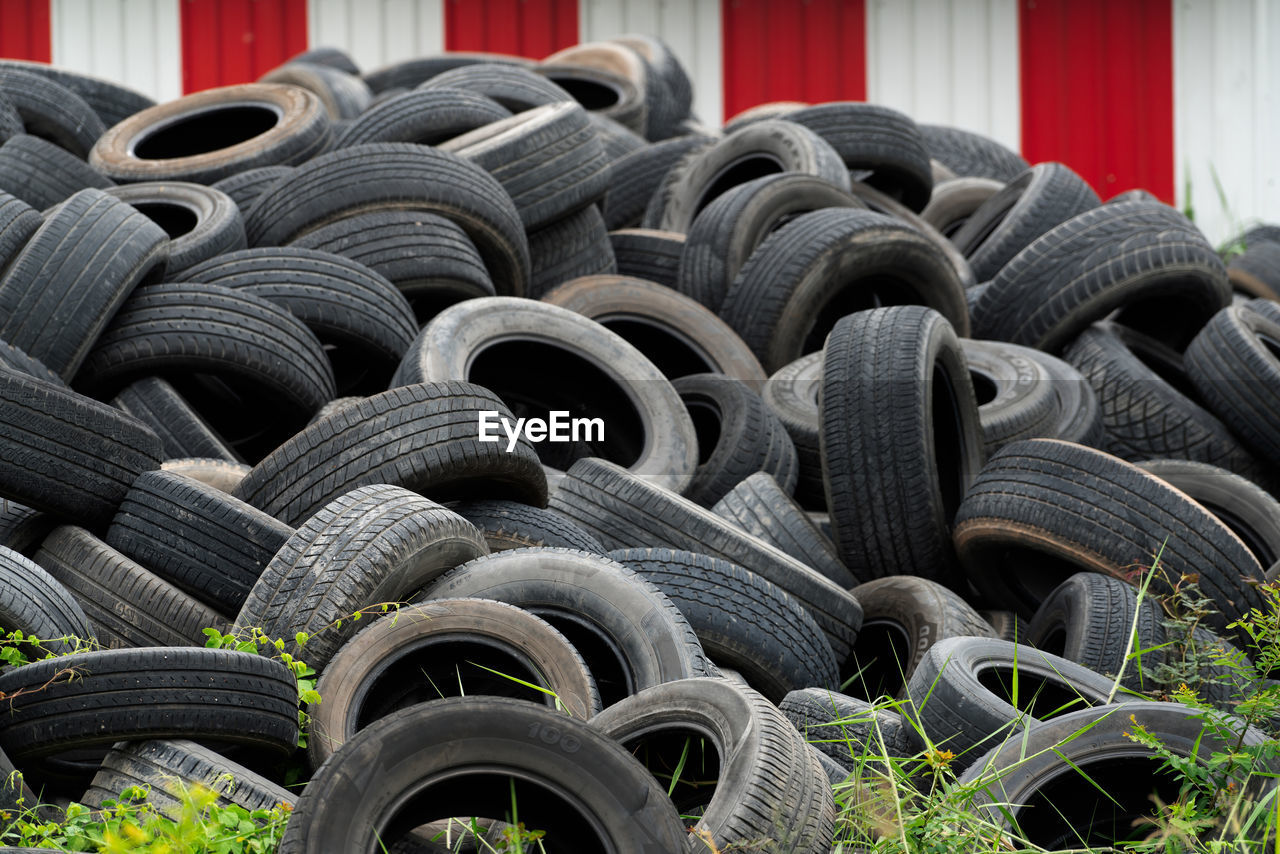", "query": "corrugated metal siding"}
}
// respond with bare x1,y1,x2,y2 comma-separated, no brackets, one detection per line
1174,0,1280,247
1019,0,1175,203
308,0,443,76
866,0,1019,154
444,0,577,57
579,0,721,127
0,0,51,61
721,0,866,123
51,0,181,103
180,0,308,93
